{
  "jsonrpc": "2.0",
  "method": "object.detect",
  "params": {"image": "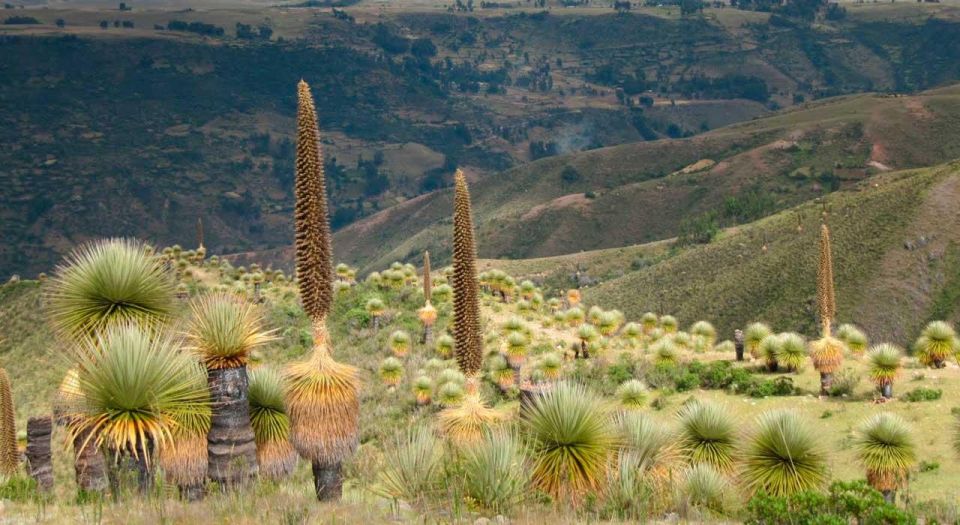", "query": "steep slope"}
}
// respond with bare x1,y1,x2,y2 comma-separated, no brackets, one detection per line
335,85,960,272
573,161,960,342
